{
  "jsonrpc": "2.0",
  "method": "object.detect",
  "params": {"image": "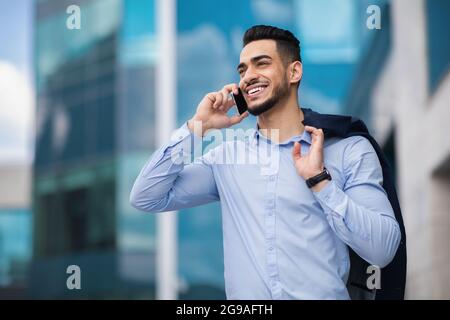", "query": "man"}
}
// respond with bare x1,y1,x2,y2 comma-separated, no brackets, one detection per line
130,25,402,300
